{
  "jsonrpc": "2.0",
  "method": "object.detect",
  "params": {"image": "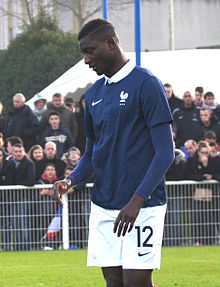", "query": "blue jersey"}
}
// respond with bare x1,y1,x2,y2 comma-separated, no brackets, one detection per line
85,63,172,209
